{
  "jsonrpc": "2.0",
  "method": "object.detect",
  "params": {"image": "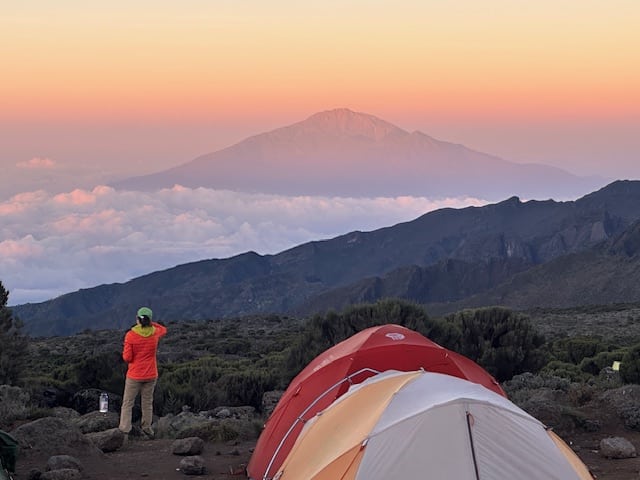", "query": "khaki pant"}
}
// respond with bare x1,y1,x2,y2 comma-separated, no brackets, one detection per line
119,377,157,434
